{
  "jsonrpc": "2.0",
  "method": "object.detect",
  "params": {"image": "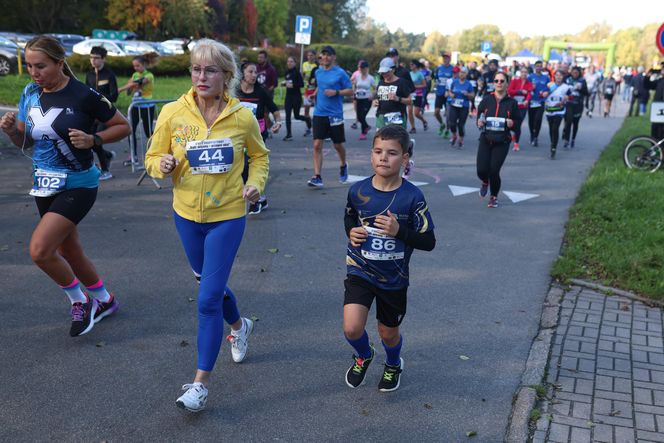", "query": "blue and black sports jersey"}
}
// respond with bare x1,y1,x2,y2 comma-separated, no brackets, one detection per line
434,64,454,96
449,79,475,108
346,177,434,290
18,79,116,172
528,72,550,104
